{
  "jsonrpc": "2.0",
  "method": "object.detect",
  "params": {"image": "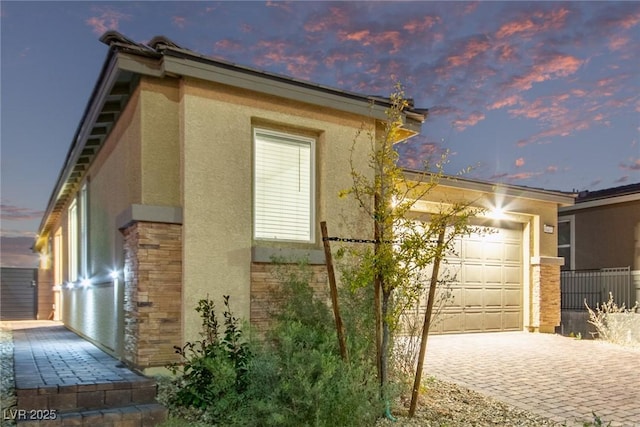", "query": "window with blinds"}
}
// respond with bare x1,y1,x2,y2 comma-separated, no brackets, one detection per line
254,128,315,242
